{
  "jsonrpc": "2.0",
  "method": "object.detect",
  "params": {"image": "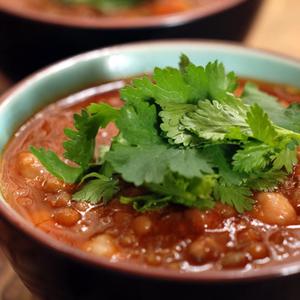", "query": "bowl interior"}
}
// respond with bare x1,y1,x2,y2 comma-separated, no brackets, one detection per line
1,40,300,281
